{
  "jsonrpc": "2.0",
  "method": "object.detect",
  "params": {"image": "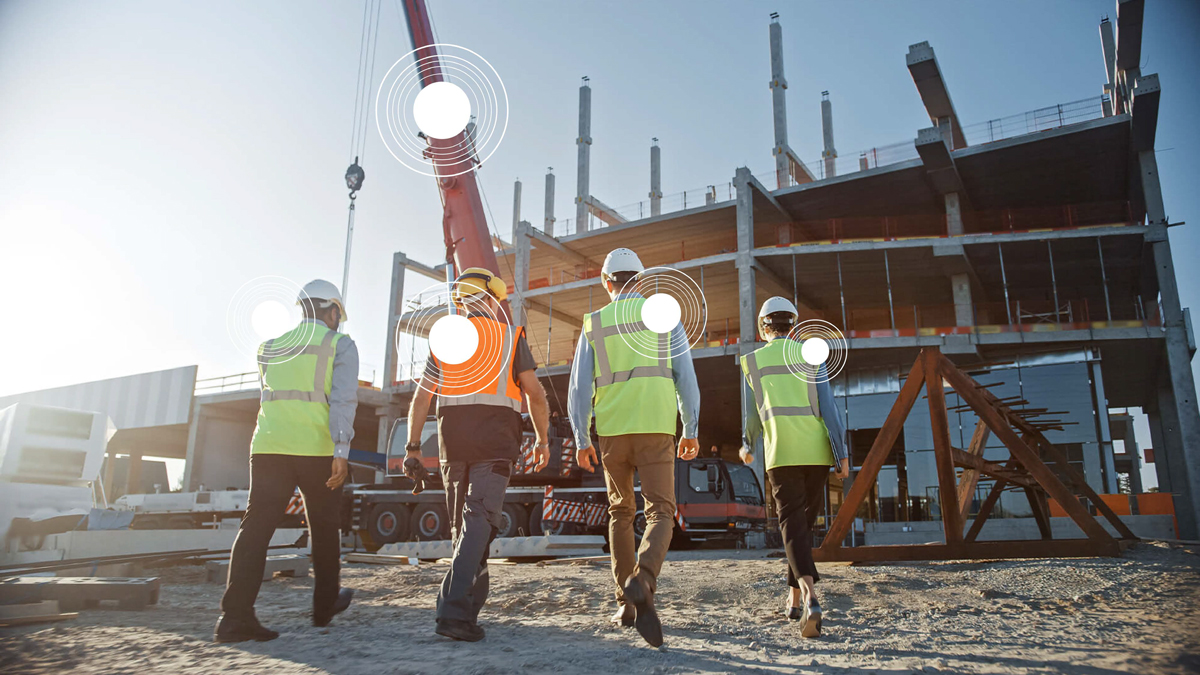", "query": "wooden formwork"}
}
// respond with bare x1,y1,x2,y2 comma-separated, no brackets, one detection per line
814,347,1138,563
